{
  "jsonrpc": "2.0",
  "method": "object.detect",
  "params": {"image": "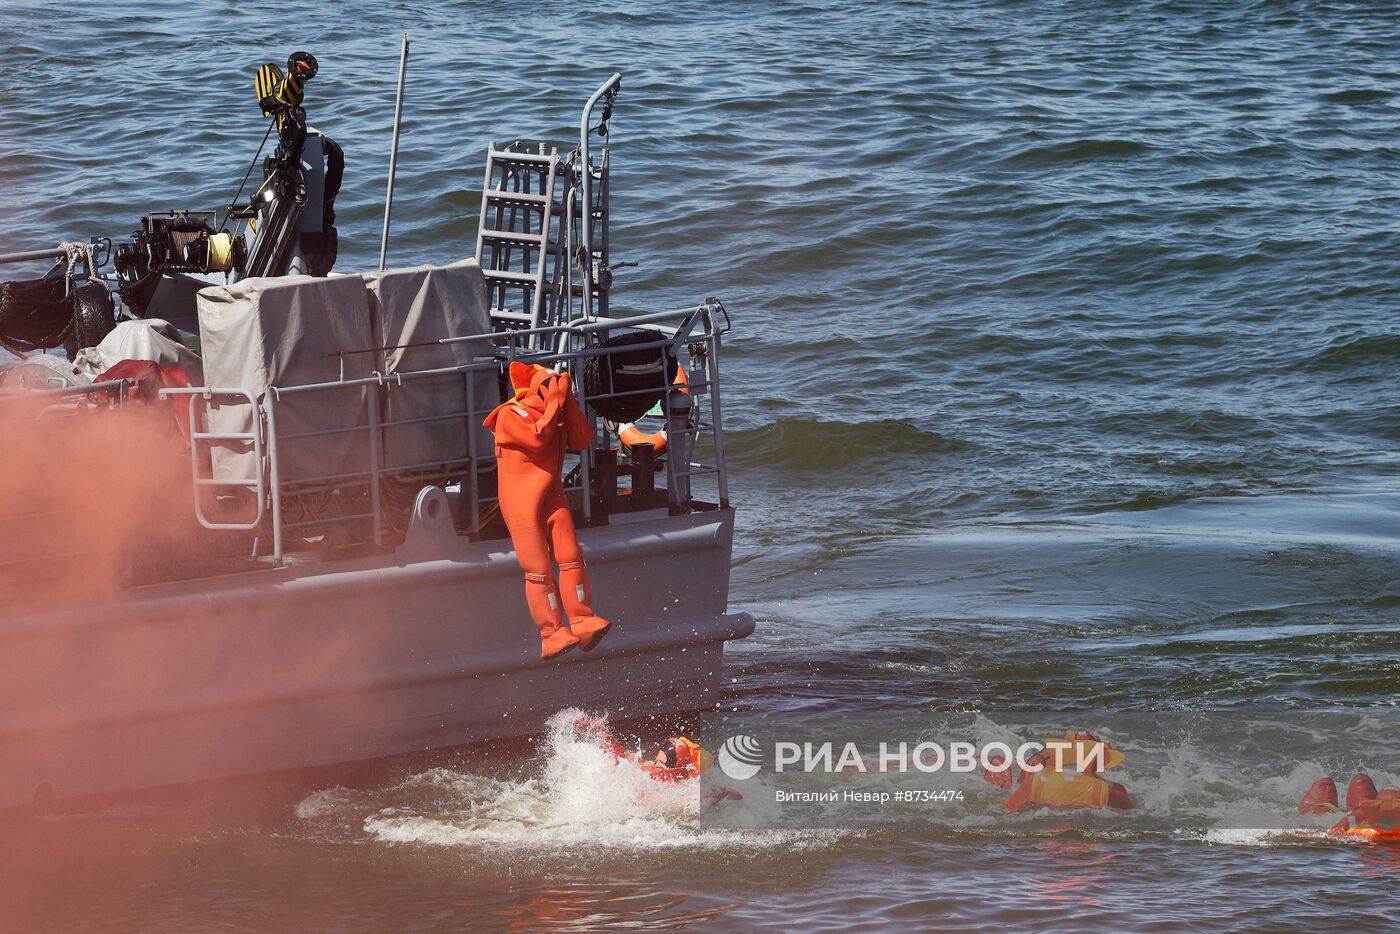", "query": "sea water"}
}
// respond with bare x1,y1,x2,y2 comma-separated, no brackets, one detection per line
2,0,1398,929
